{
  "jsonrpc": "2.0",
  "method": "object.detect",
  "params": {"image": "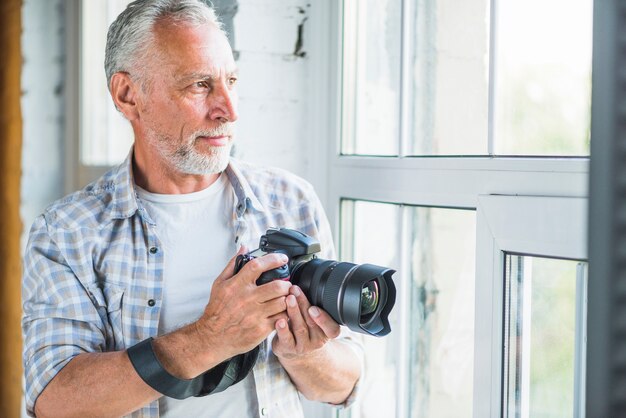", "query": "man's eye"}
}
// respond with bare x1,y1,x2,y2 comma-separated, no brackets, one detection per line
228,77,238,86
195,81,209,89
